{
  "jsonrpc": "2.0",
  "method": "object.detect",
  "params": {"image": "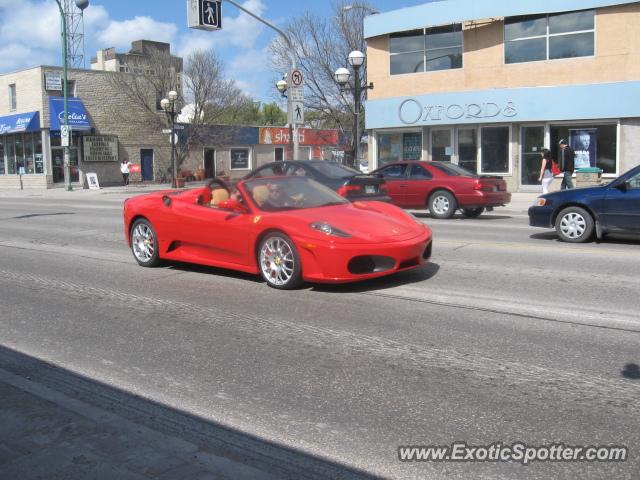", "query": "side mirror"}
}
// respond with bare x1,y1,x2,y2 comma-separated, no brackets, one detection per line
615,181,629,192
217,199,249,213
162,195,172,207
